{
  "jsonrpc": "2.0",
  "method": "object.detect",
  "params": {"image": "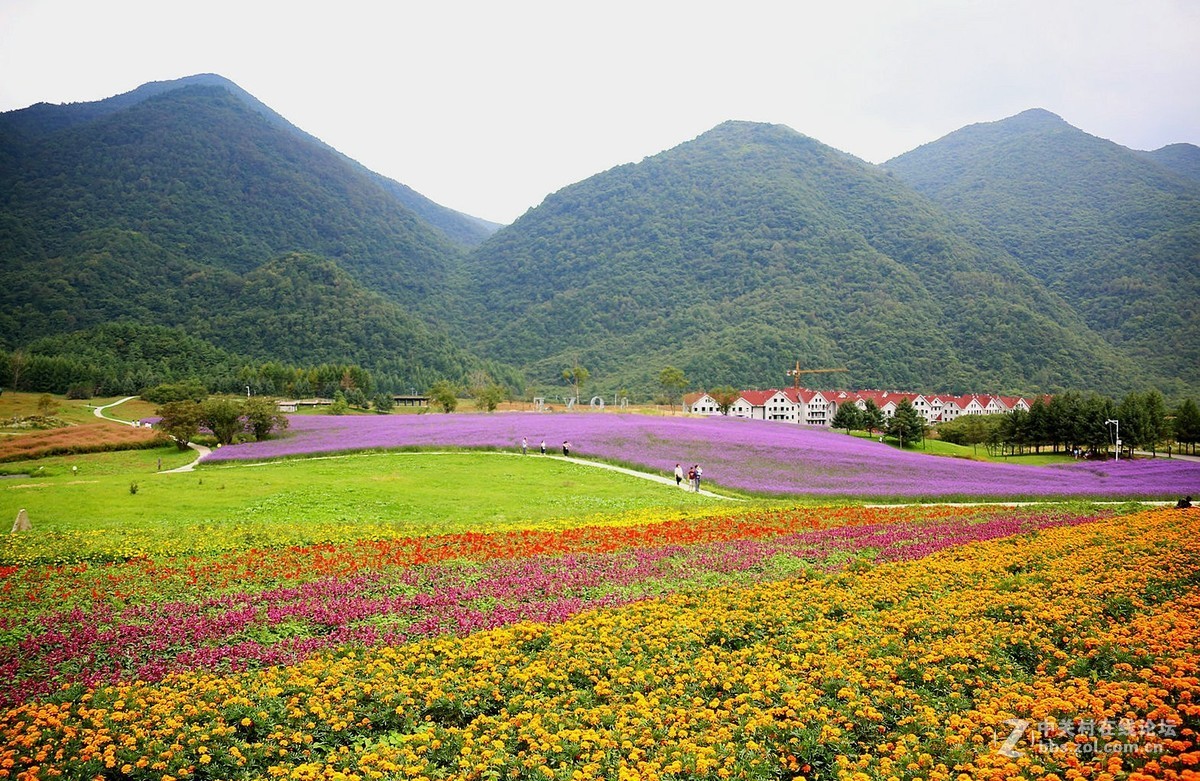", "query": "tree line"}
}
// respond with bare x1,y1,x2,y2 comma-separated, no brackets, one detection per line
920,391,1199,457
